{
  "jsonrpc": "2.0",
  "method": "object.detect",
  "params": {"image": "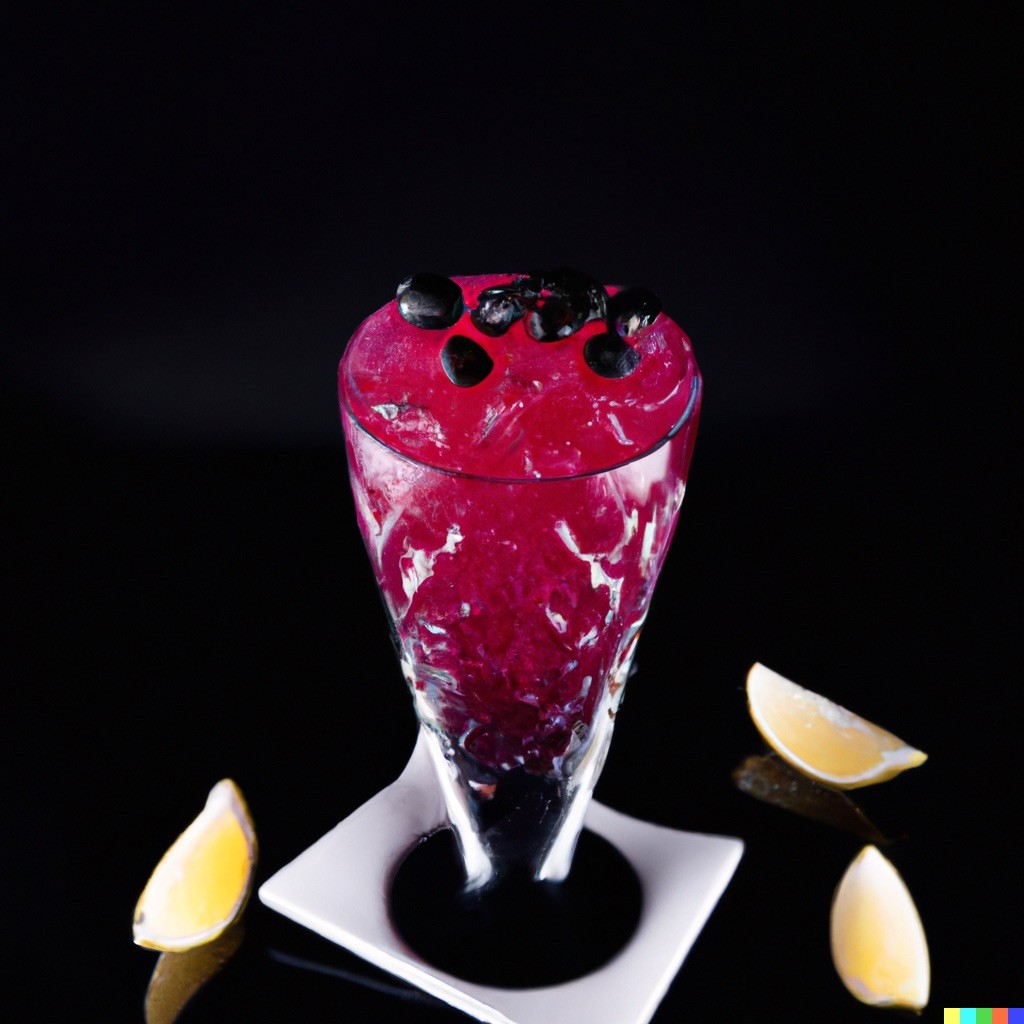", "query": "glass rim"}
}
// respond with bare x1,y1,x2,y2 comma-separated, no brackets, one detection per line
340,375,701,485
